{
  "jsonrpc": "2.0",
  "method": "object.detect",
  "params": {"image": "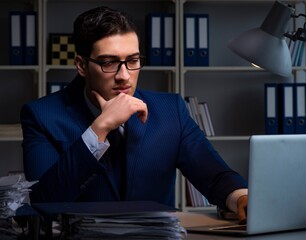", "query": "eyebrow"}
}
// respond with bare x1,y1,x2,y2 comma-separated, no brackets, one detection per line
96,53,141,60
